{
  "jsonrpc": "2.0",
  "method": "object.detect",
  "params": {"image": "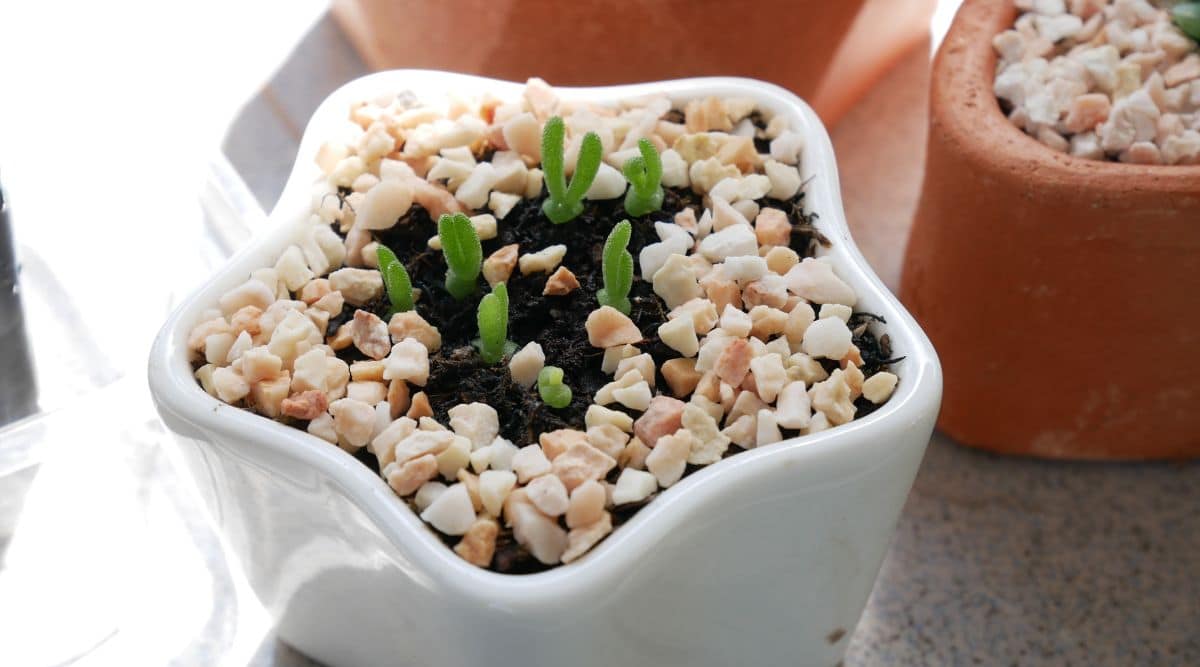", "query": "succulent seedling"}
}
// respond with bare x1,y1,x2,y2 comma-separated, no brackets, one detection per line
622,138,664,217
1174,3,1200,41
475,282,517,363
437,212,482,300
596,220,634,315
537,366,572,408
376,245,414,315
541,115,602,224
